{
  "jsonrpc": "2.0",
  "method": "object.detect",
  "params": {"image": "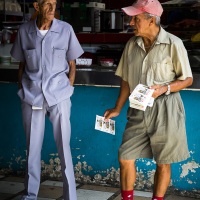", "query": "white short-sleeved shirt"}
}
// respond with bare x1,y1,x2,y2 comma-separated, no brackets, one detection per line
115,27,193,93
11,18,84,107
